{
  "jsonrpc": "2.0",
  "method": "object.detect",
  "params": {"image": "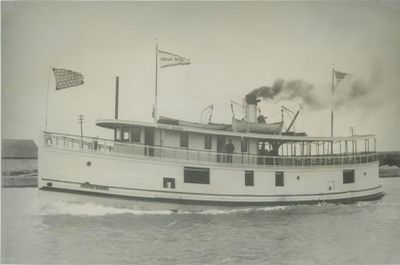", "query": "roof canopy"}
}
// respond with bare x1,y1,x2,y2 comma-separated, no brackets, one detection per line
2,139,38,159
96,119,376,142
